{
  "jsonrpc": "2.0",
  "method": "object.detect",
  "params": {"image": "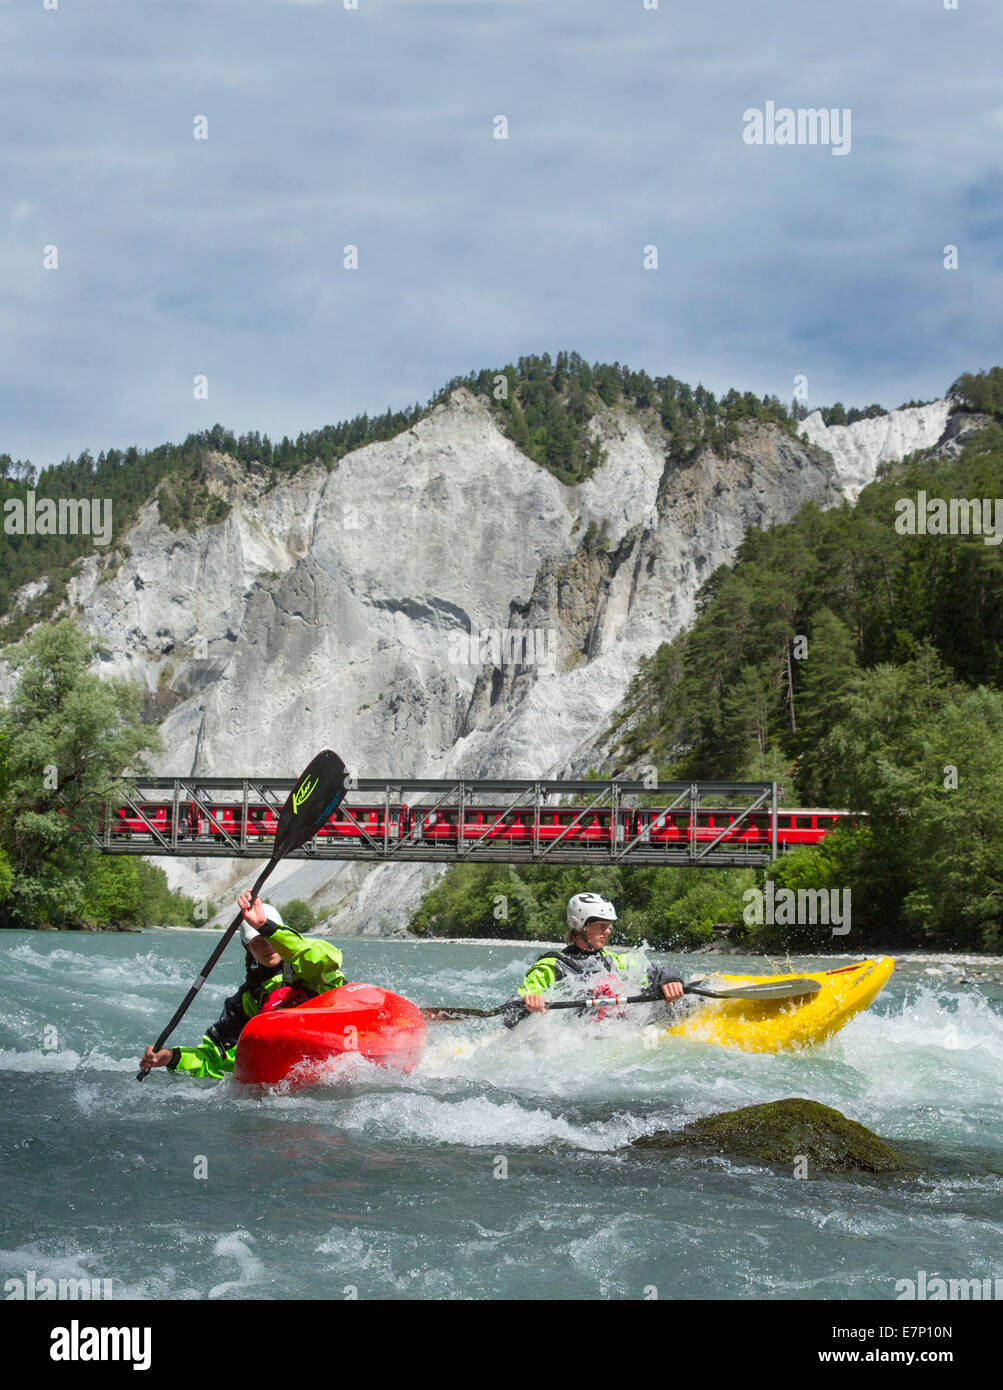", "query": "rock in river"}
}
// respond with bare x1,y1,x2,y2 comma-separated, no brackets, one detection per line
633,1097,912,1173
